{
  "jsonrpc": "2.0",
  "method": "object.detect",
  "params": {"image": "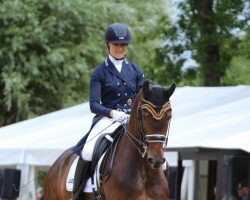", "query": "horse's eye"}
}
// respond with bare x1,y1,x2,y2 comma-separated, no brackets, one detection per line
142,110,150,119
166,110,172,119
